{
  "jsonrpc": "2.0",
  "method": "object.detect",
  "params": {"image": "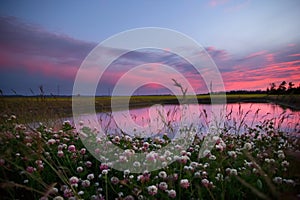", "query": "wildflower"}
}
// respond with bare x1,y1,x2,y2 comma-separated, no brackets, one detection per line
77,166,83,173
146,152,158,162
87,173,94,180
137,173,151,183
147,185,158,196
47,139,56,145
190,161,198,168
102,169,108,175
284,179,295,186
228,151,237,158
201,178,210,187
158,171,167,179
119,155,128,162
69,176,79,187
143,142,150,148
80,148,86,155
124,169,130,176
99,163,108,171
124,195,135,200
63,188,73,198
243,142,252,150
85,161,92,167
111,176,119,185
203,149,211,157
180,179,190,189
68,145,76,153
53,196,64,200
133,161,141,168
81,180,91,187
158,182,168,191
113,136,120,143
50,187,58,194
281,160,289,167
202,171,208,178
209,155,216,160
194,171,201,178
215,173,224,181
168,189,177,198
273,177,282,184
57,150,64,157
230,169,238,176
26,166,35,174
179,155,189,164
